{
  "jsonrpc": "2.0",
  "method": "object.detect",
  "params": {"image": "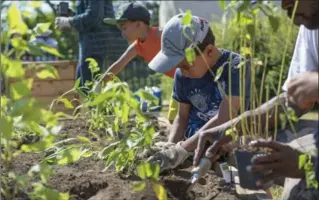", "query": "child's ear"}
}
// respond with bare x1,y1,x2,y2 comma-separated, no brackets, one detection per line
205,44,215,58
